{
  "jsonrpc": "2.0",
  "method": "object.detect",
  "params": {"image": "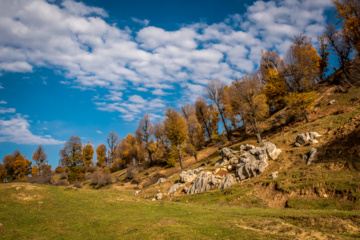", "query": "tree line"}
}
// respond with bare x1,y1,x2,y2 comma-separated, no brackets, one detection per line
0,0,359,183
